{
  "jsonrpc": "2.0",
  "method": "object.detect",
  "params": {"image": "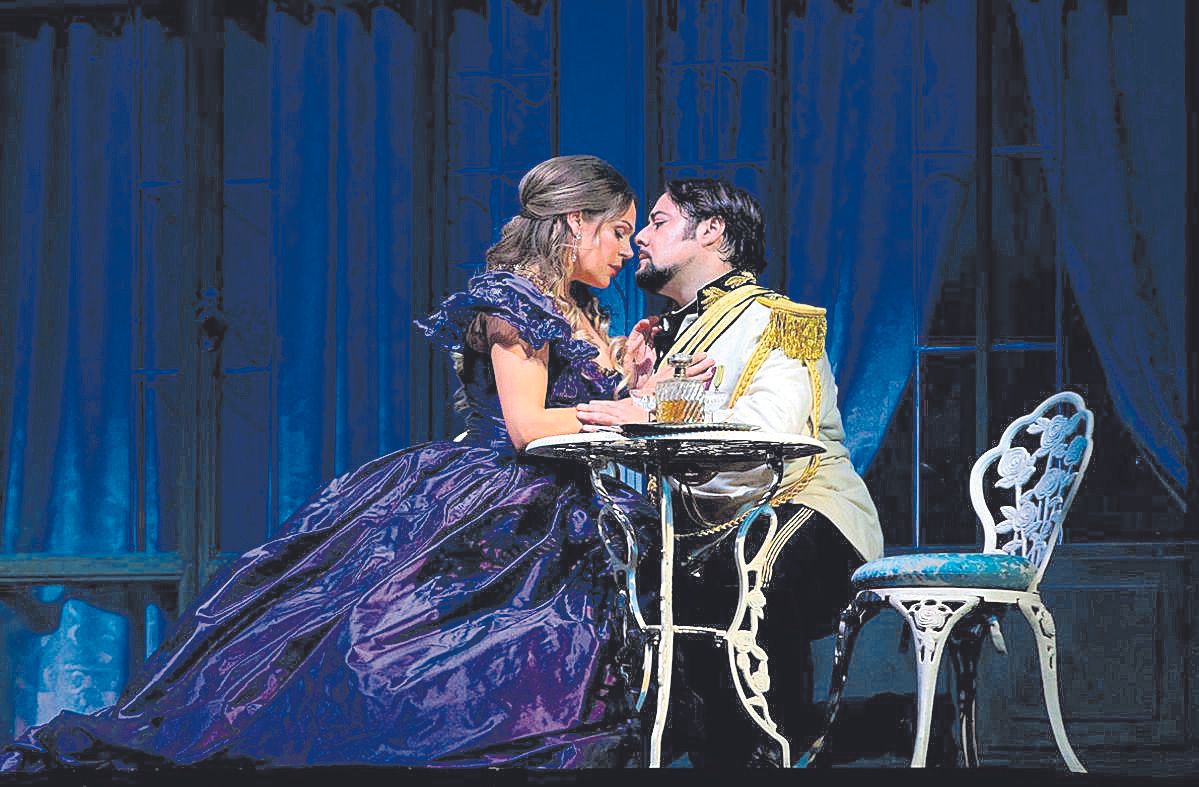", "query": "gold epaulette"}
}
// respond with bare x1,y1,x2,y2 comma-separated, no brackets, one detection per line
756,296,827,362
